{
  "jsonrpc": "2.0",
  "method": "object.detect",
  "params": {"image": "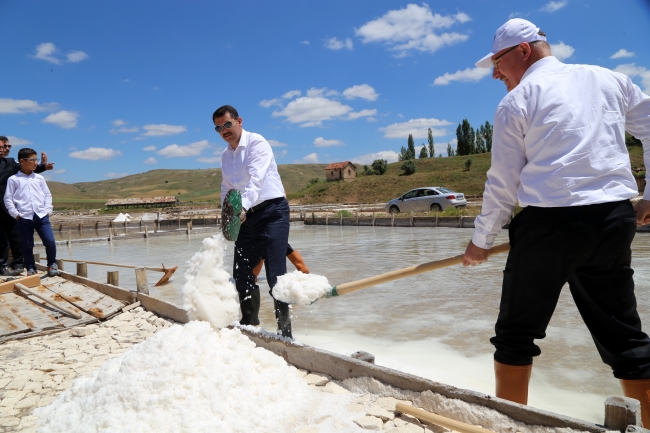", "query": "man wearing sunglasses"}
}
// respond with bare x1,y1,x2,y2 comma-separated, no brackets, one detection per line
0,136,53,276
462,18,650,421
212,106,293,338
